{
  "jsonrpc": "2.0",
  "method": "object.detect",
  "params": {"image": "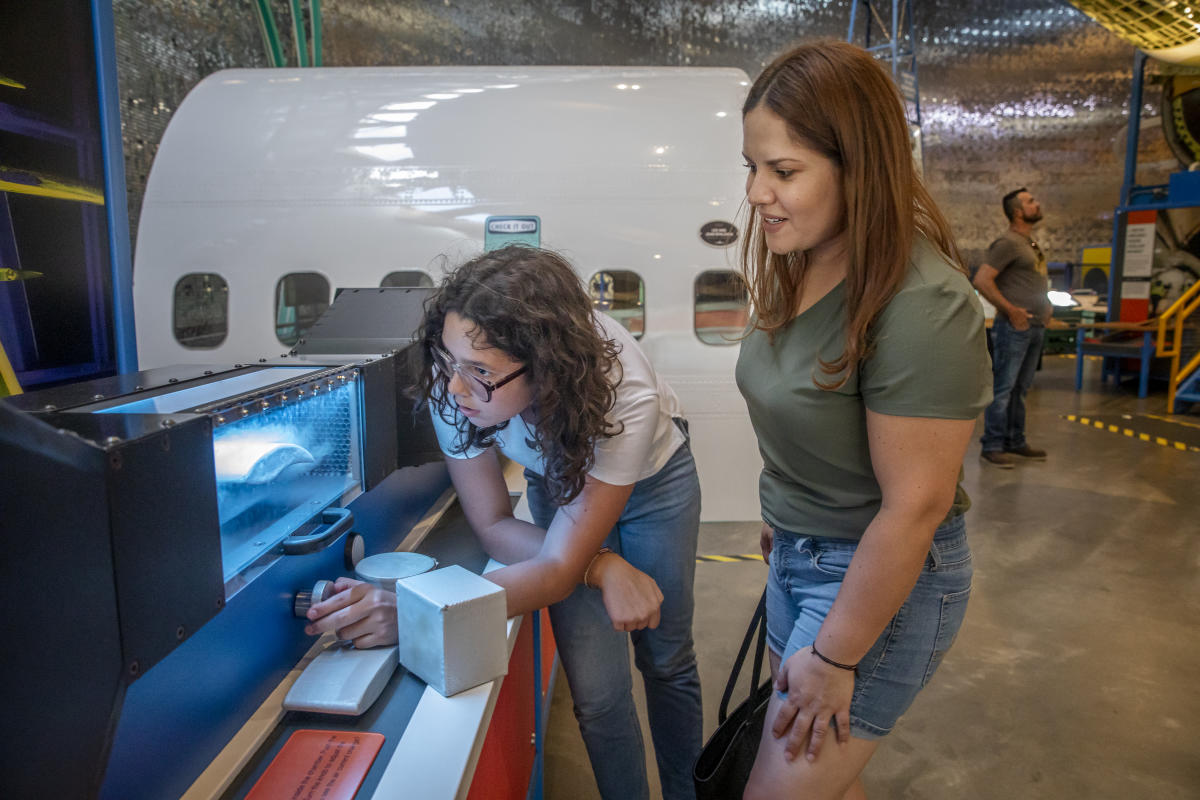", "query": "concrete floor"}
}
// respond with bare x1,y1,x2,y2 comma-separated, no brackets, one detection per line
542,355,1200,799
